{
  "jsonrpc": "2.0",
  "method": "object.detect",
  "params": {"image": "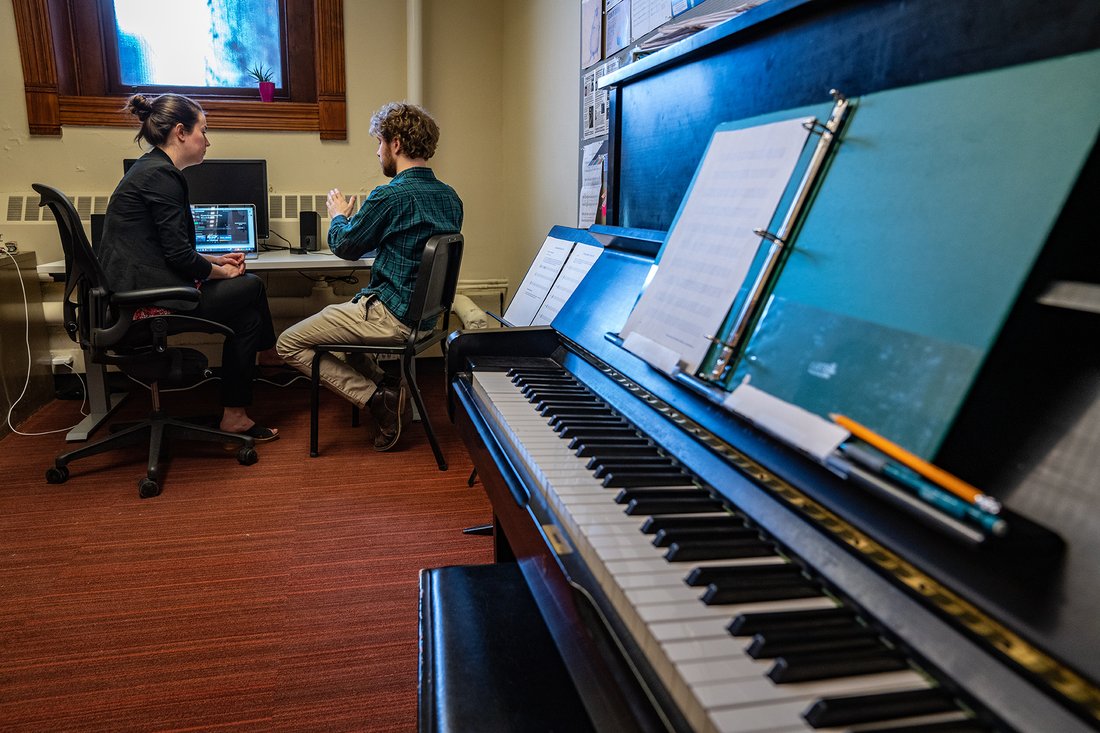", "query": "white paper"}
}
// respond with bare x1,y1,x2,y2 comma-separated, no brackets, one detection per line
581,0,602,68
503,237,574,327
606,1,631,54
630,0,671,40
579,152,603,227
623,332,682,375
533,243,603,326
619,117,813,373
724,382,850,461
